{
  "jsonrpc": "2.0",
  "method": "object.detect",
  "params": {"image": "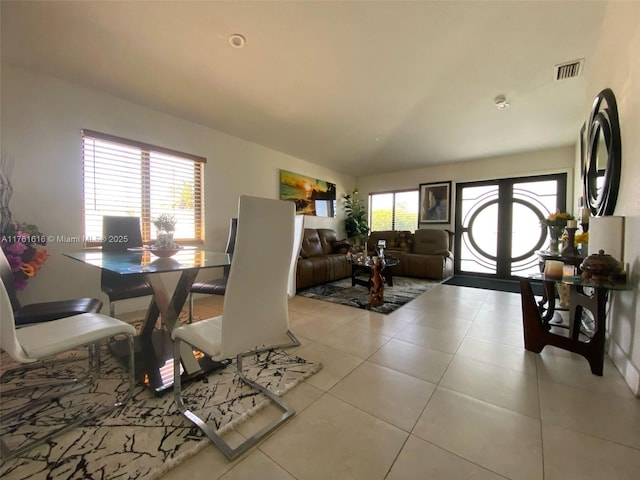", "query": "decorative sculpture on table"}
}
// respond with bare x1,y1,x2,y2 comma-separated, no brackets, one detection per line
369,257,385,307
